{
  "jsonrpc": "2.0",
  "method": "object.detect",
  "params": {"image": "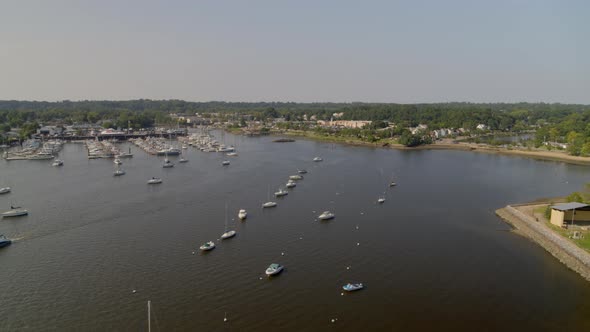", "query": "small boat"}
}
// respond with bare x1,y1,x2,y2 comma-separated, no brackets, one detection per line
342,283,364,292
297,169,308,174
199,241,215,251
318,211,335,220
114,170,126,176
222,160,230,166
377,197,386,204
226,152,238,157
147,177,162,184
221,230,236,239
0,234,12,248
274,188,288,197
220,203,236,240
289,175,303,181
238,209,247,220
0,187,11,194
178,157,188,163
286,181,296,188
389,182,397,187
313,157,323,162
2,207,28,218
262,201,277,208
182,145,188,149
265,263,284,276
162,159,174,168
114,158,122,165
52,159,63,167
